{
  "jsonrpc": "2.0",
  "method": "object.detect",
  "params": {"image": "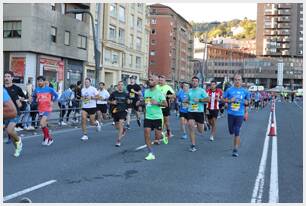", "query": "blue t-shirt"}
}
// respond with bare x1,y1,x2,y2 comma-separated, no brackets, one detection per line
188,87,208,113
3,88,11,103
223,86,250,116
177,90,189,113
